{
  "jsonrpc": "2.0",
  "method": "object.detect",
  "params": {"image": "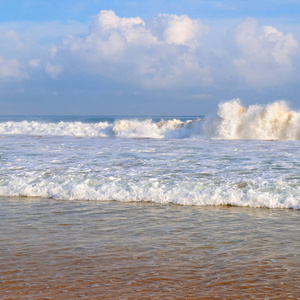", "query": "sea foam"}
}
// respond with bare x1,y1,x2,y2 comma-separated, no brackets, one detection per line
0,119,203,139
0,107,300,208
1,100,300,140
0,173,299,209
210,99,300,140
